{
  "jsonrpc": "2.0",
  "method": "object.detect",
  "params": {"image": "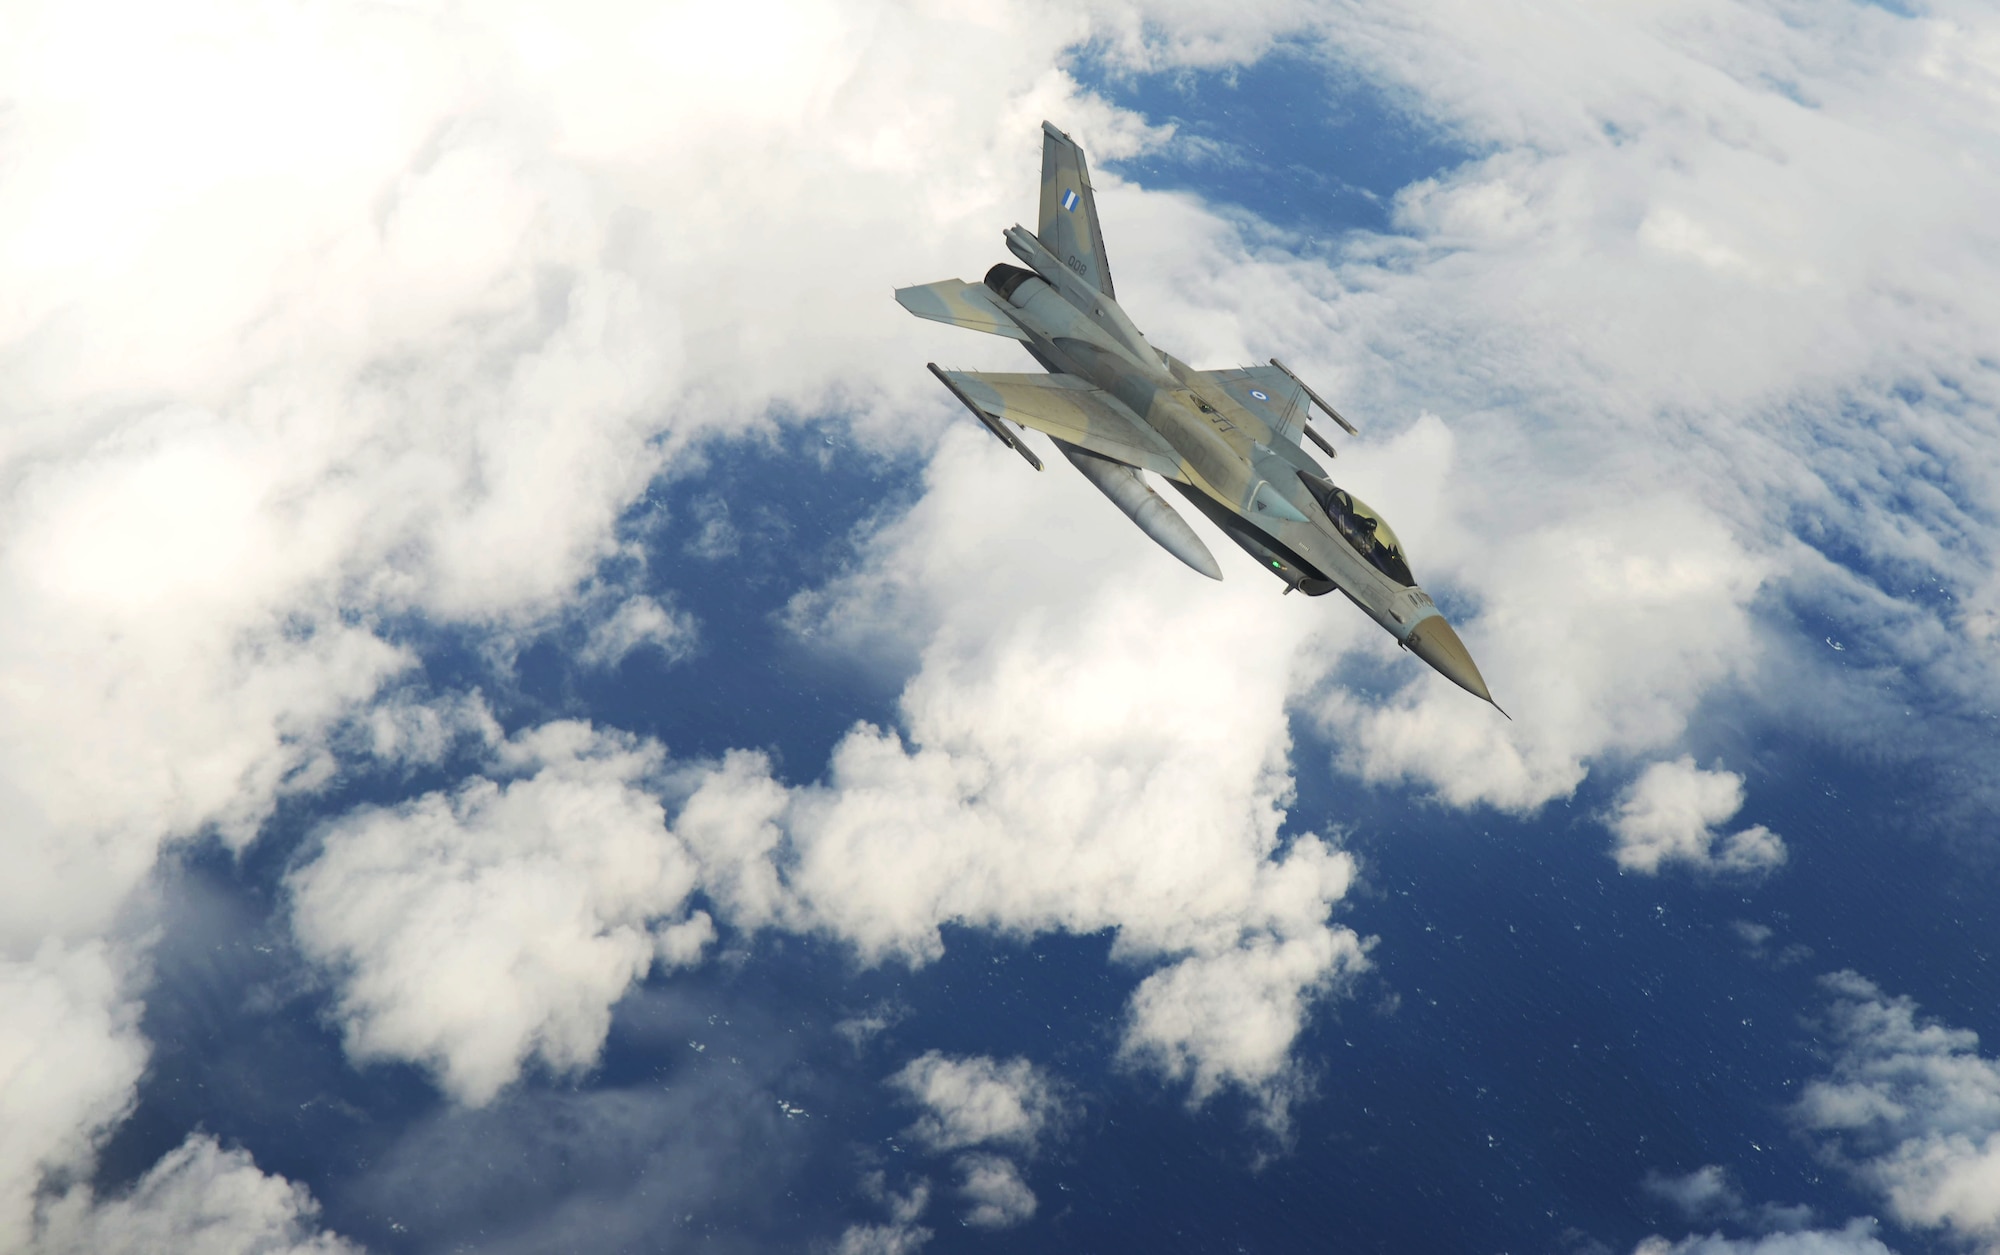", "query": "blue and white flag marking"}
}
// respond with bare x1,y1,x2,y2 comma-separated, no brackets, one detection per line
1062,188,1079,212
